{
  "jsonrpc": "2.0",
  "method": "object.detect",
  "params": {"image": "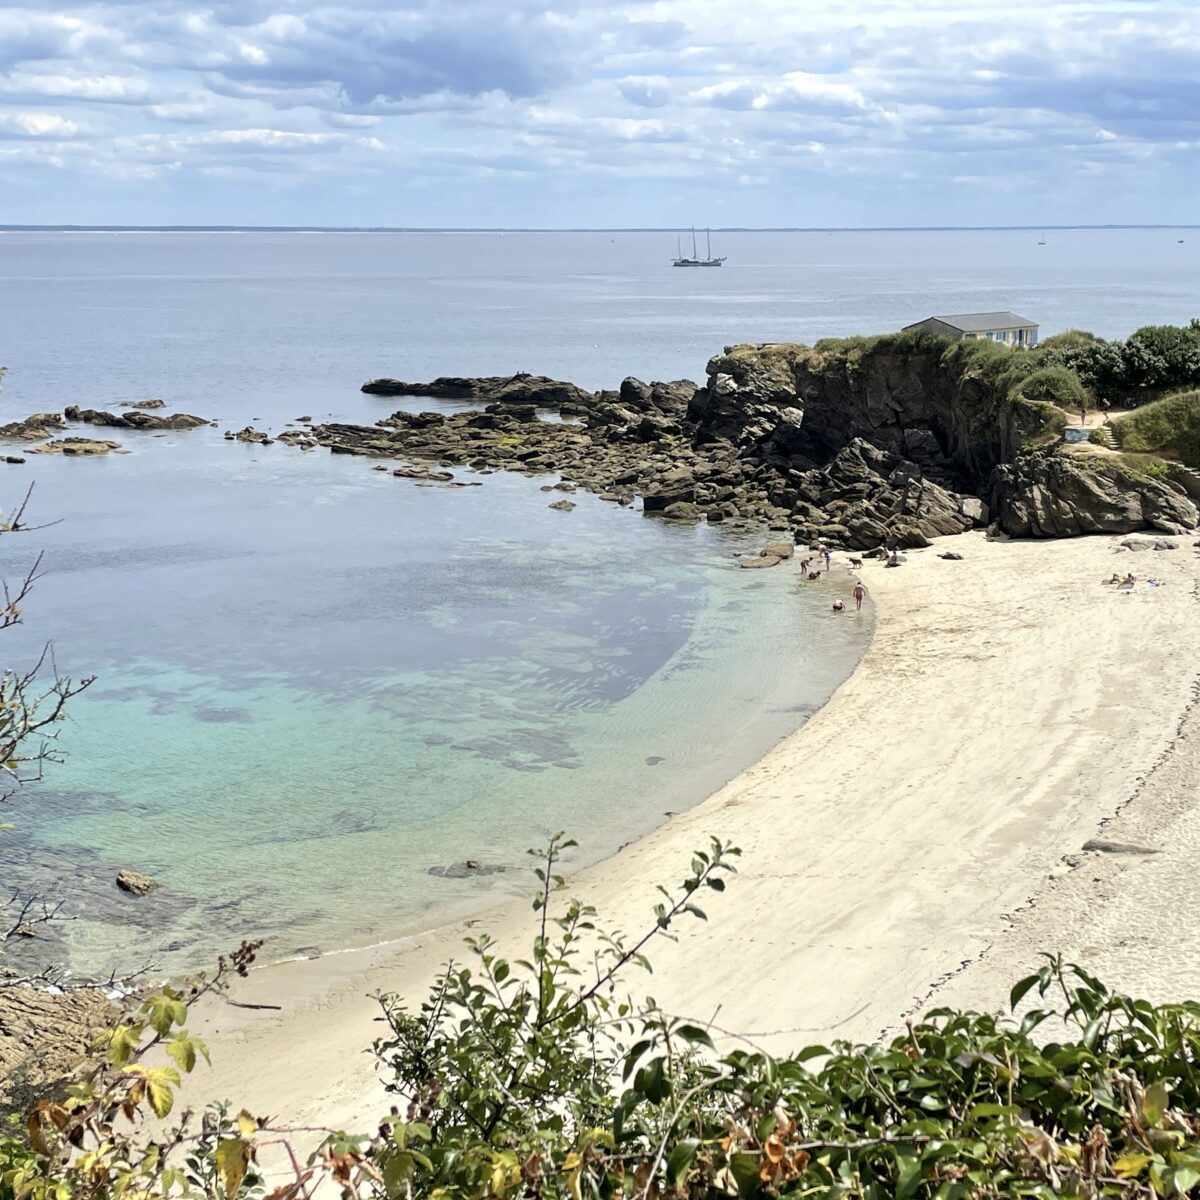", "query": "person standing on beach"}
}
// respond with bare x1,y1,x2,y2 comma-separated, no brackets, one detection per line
853,581,866,611
823,547,832,571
